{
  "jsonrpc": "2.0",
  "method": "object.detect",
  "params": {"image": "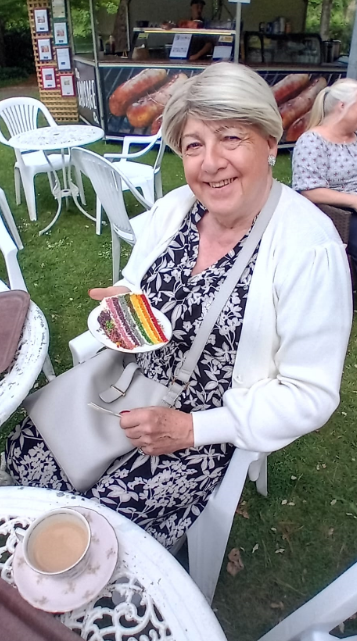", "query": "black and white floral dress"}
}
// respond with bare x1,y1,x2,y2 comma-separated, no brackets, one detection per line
6,201,258,549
